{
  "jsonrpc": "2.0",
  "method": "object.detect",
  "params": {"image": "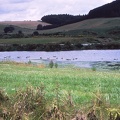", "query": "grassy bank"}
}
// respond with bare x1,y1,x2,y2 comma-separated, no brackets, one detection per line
0,62,120,119
0,37,81,44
